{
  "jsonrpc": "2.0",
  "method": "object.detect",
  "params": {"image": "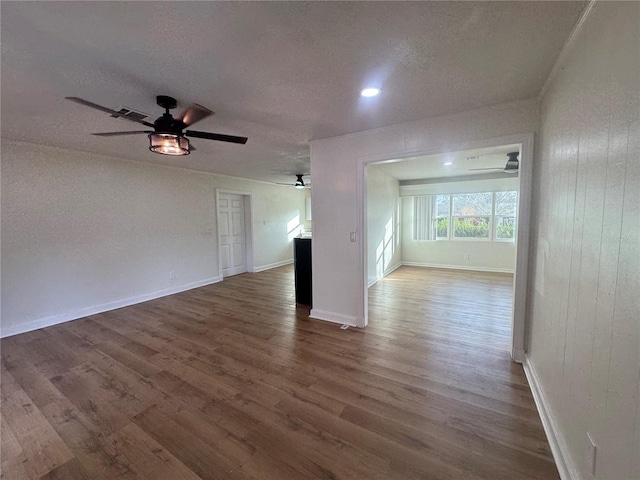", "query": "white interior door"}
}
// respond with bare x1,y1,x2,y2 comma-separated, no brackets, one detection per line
219,193,247,277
